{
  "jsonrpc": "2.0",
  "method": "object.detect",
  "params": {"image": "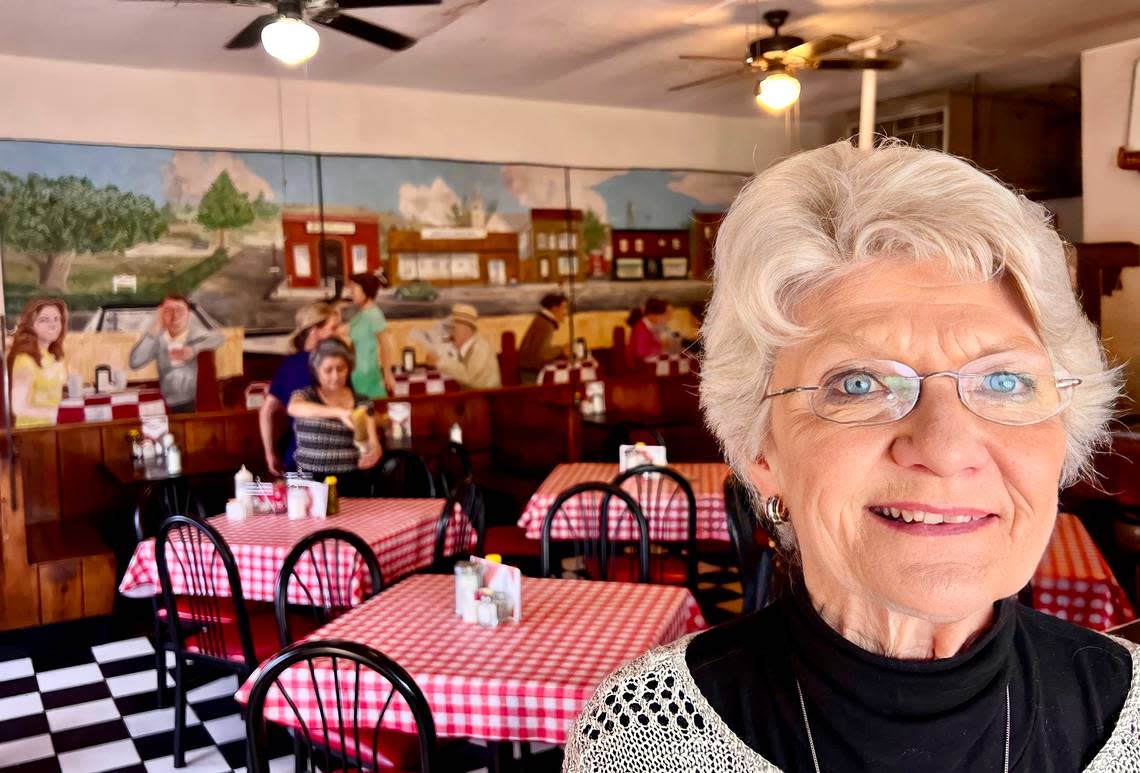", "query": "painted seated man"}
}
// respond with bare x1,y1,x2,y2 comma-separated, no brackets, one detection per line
426,303,501,390
128,294,224,413
518,292,569,385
